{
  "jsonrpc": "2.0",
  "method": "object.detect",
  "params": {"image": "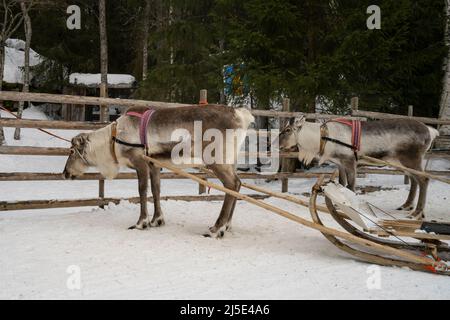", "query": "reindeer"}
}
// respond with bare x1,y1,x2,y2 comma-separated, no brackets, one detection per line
278,117,439,219
63,105,254,238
